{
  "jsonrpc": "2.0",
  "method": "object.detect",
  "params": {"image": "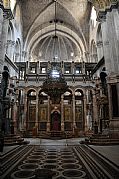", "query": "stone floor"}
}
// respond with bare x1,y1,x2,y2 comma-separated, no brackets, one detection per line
0,138,119,179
